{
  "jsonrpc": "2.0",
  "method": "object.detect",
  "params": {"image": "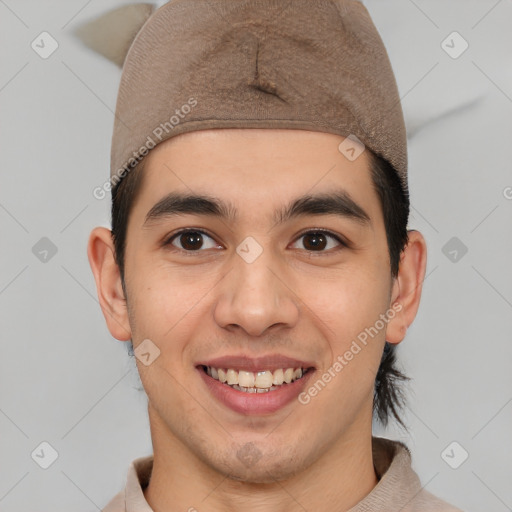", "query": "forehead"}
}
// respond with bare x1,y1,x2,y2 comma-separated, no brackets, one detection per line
132,128,381,224
144,128,372,184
